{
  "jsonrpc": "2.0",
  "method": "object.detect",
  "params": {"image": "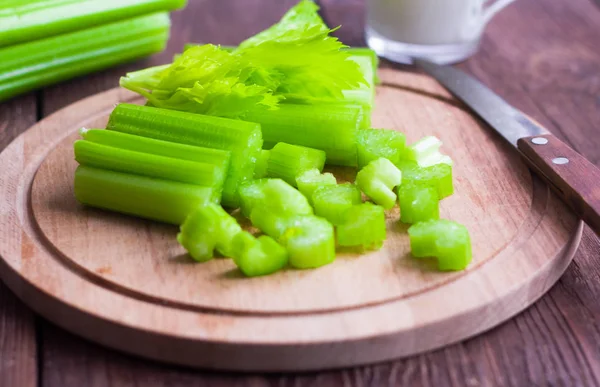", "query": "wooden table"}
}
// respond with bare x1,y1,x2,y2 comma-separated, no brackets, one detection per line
1,0,599,385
